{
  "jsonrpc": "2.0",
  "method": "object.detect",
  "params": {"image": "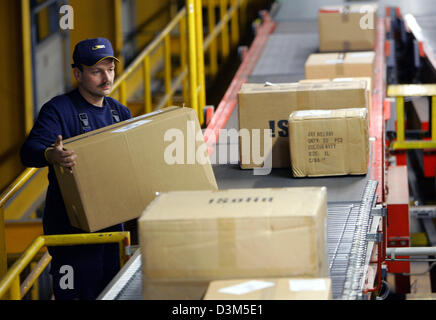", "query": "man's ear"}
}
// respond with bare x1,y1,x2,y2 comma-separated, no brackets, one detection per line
73,67,82,83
